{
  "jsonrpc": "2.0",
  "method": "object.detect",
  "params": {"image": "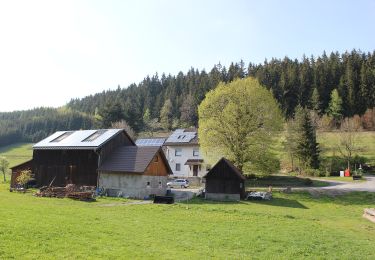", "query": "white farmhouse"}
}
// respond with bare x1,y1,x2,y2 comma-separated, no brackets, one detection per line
163,129,208,178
